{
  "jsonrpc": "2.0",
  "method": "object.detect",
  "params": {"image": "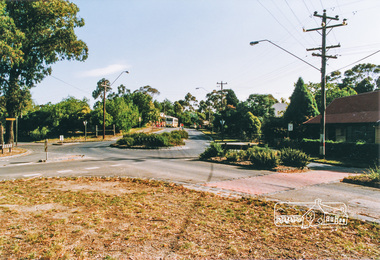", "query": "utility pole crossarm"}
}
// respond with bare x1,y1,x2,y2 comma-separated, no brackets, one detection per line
303,22,347,32
306,44,341,51
312,53,338,59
